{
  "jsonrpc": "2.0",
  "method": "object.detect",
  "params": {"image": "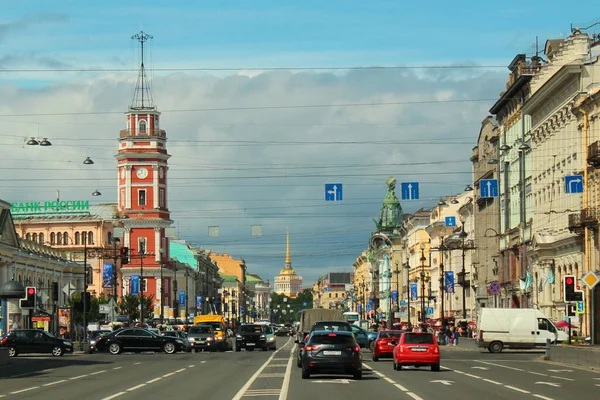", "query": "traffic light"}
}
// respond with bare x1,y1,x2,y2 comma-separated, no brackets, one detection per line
563,275,583,302
120,247,129,264
20,287,36,309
